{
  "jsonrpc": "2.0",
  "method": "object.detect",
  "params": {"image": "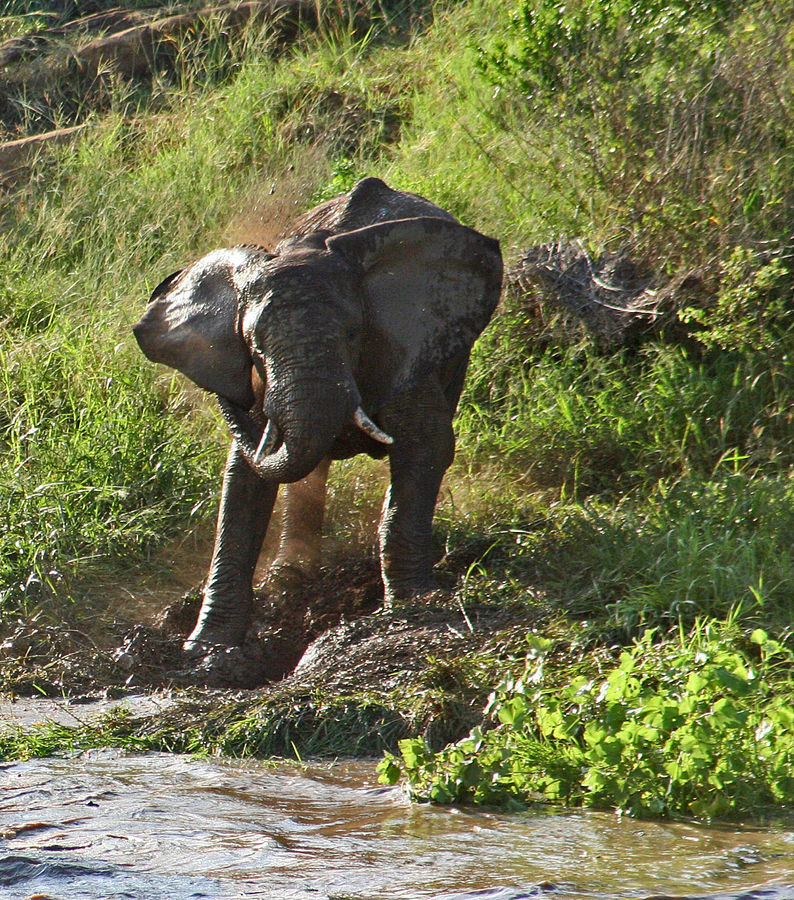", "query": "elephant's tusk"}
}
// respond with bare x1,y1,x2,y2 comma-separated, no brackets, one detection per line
254,419,280,461
354,407,393,445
